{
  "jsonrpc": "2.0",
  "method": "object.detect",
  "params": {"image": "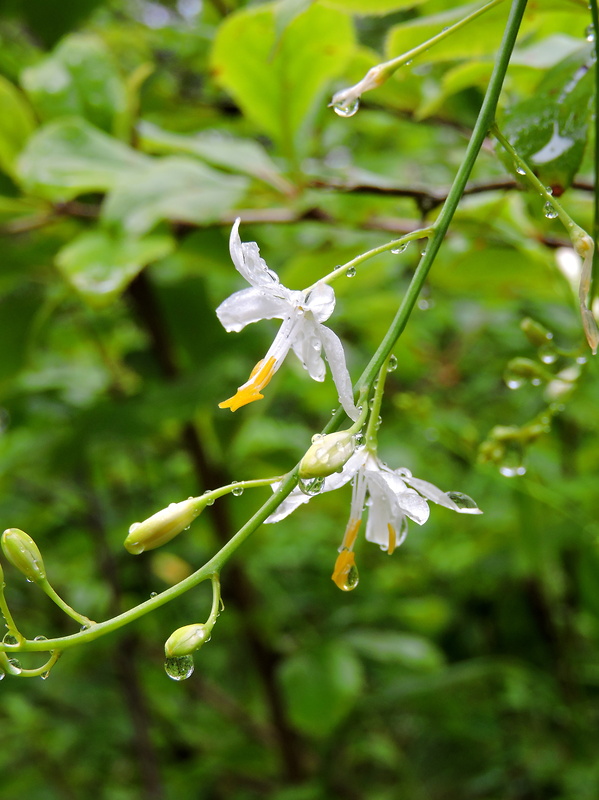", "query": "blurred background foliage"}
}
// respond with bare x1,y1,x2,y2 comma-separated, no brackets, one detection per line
0,0,598,798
